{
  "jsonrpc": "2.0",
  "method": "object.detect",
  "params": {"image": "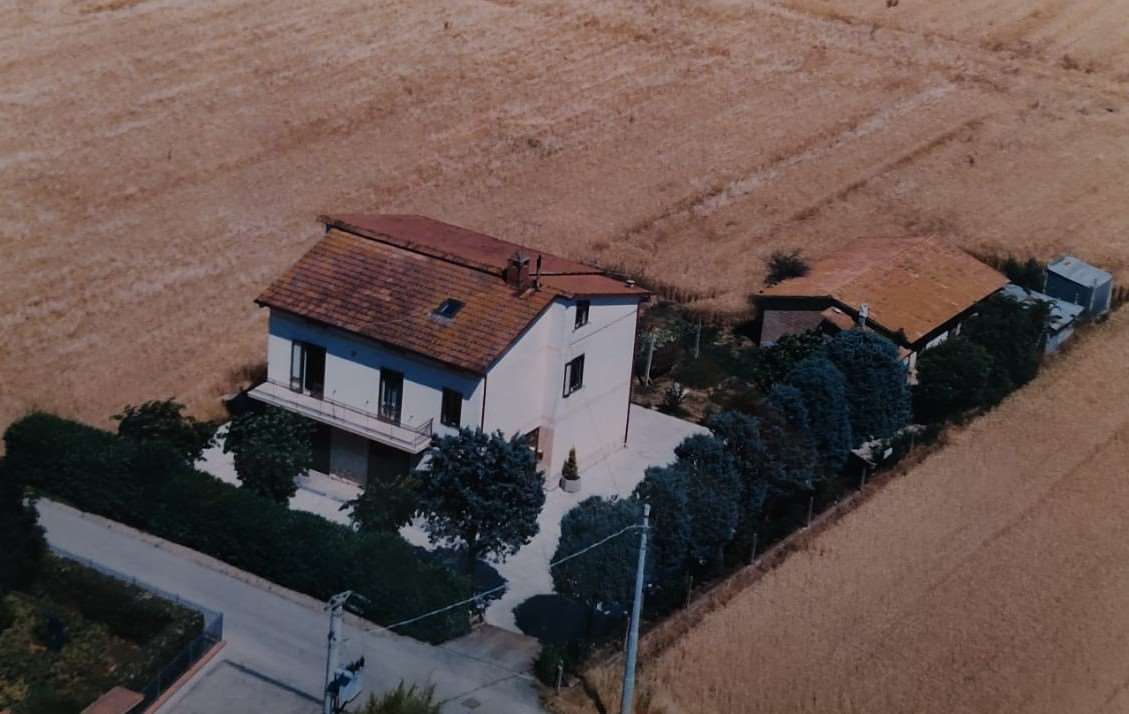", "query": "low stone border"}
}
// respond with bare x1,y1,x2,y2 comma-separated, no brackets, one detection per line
142,641,227,713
